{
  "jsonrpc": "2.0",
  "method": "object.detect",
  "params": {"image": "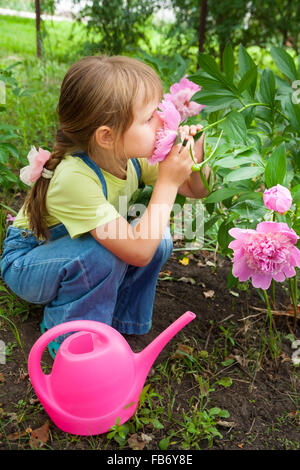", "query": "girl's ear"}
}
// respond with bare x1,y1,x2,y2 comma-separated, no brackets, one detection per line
94,126,115,149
